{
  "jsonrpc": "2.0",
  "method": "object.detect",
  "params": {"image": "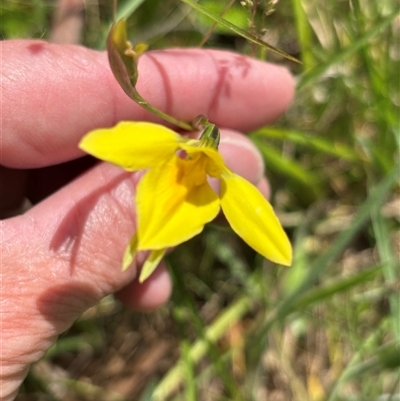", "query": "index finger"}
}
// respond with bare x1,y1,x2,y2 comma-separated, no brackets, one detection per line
1,40,294,168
